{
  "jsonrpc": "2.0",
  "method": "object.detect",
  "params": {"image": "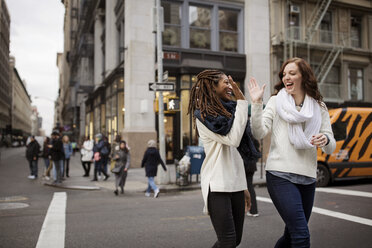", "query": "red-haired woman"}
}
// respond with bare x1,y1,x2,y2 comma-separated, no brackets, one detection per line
189,69,257,247
248,57,336,247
